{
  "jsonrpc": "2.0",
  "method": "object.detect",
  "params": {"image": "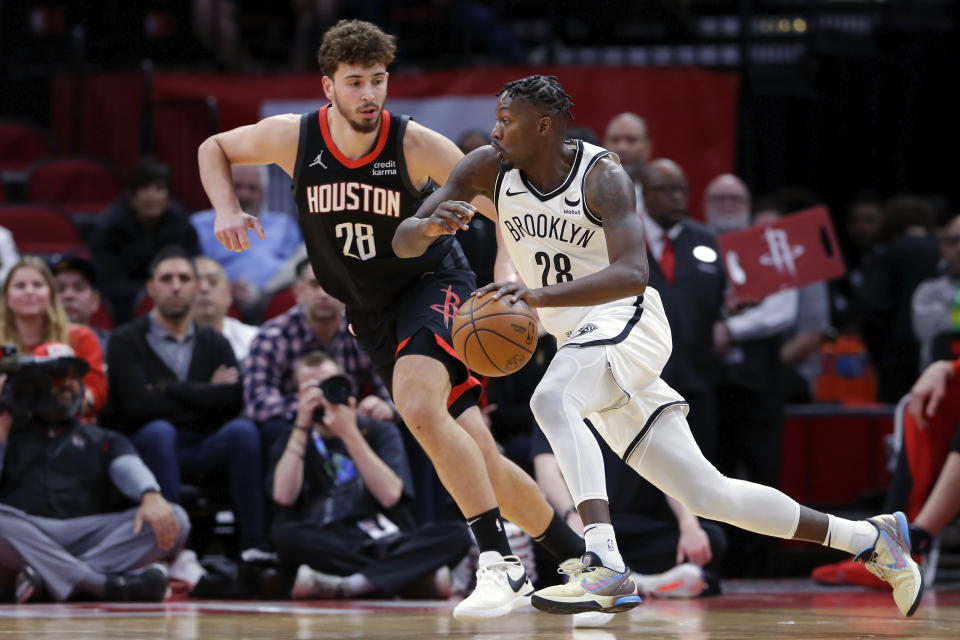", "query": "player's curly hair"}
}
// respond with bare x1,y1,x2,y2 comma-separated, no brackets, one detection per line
497,75,574,120
318,20,396,77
